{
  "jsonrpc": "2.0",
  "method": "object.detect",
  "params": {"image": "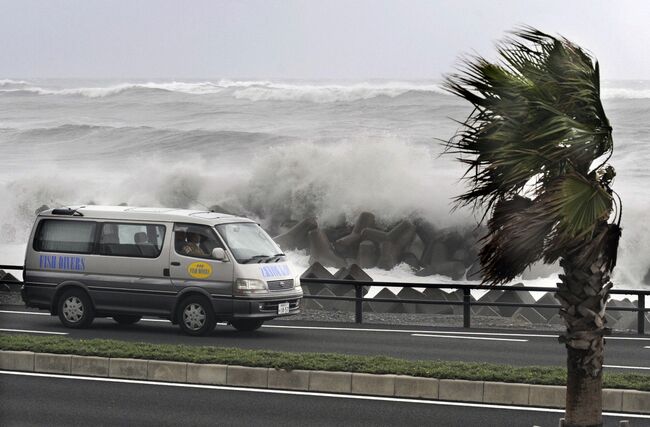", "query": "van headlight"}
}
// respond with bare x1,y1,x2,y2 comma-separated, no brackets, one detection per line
235,279,268,295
